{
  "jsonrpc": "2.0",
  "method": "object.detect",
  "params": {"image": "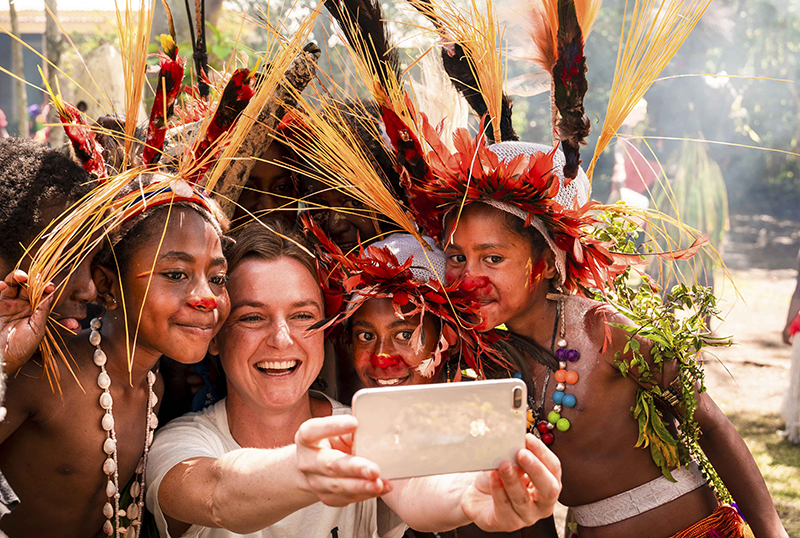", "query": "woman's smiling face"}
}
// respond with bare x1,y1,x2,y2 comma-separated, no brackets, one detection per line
213,256,325,411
